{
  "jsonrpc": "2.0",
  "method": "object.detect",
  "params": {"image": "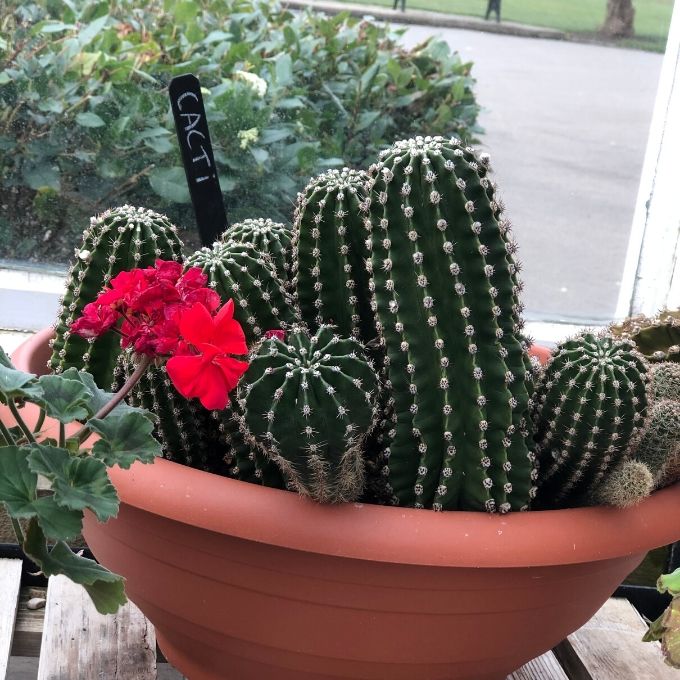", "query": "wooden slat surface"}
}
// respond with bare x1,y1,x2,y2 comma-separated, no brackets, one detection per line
10,585,45,657
507,650,569,679
0,559,22,680
554,597,676,680
36,576,157,680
